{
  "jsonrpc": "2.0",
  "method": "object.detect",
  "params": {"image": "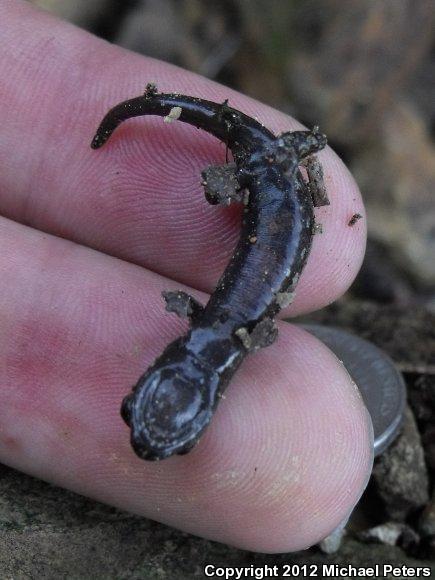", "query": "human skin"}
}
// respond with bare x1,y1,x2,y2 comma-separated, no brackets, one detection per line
0,0,373,552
